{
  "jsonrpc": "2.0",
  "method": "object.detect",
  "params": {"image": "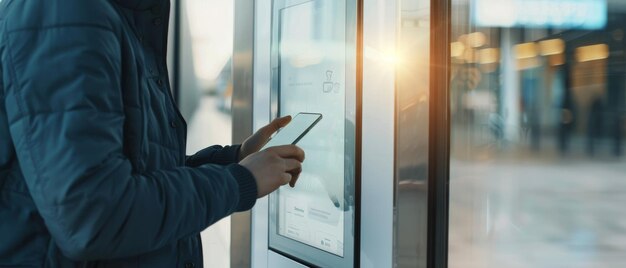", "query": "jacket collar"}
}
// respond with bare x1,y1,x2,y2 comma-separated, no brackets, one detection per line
115,0,163,10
